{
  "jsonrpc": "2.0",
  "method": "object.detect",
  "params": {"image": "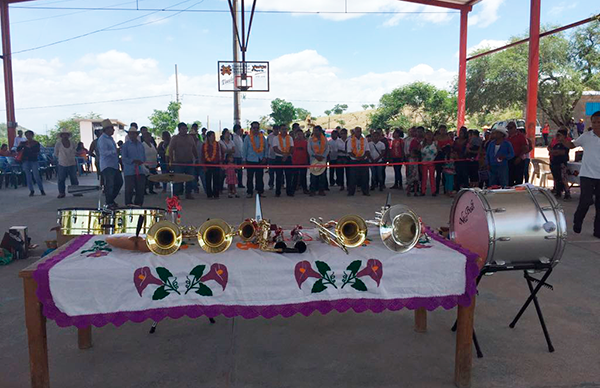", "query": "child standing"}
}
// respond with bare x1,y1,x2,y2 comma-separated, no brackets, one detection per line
406,148,421,196
442,146,456,197
225,154,239,198
549,130,571,200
